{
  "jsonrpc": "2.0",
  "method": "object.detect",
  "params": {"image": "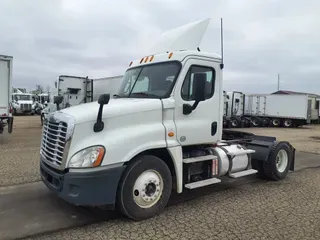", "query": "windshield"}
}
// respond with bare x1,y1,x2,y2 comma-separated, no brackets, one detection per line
14,94,32,101
117,61,181,98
